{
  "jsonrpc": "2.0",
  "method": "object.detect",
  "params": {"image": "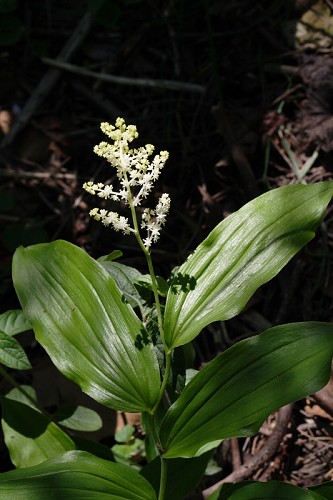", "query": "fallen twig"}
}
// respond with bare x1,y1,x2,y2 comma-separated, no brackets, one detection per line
0,168,76,180
230,438,242,470
313,387,333,418
41,57,206,93
202,404,293,498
